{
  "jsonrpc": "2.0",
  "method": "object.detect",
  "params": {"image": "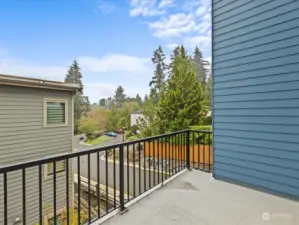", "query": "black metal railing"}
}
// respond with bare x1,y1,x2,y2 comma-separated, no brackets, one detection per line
0,130,212,225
